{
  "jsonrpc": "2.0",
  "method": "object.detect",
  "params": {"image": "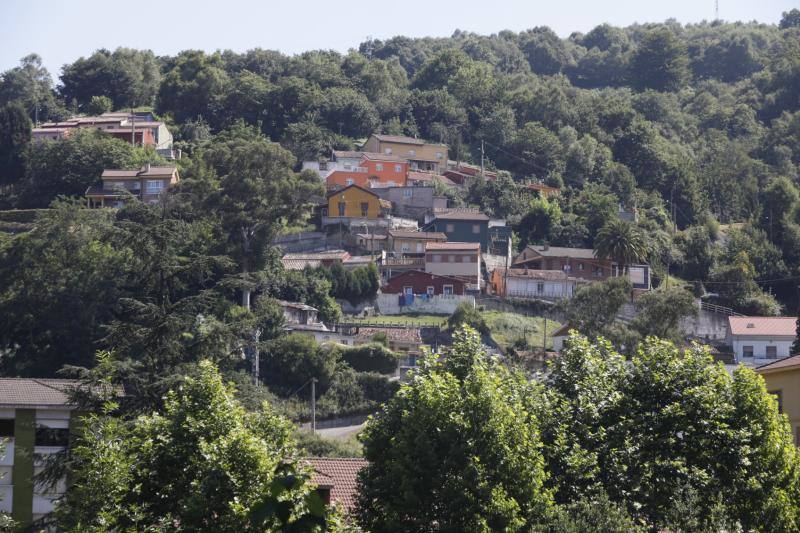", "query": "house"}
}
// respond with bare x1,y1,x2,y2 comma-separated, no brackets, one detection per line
324,152,409,190
323,185,391,220
361,134,448,173
550,323,572,352
425,242,481,290
85,164,180,208
490,268,581,300
424,209,491,251
522,181,560,199
0,379,83,527
757,355,800,445
388,230,447,256
355,233,387,252
406,171,459,189
373,186,448,218
727,316,797,366
281,250,351,270
383,270,467,296
512,244,651,290
304,457,367,518
443,161,498,186
33,111,173,152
